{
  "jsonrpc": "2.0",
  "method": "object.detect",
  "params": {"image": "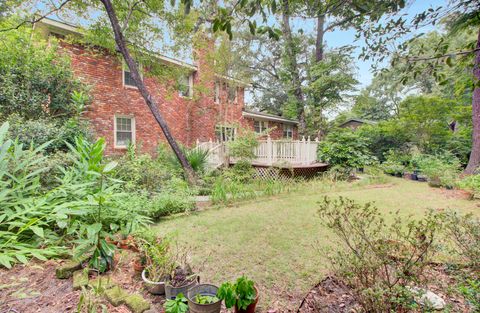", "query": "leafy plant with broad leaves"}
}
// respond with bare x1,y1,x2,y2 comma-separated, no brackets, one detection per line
318,129,376,175
164,293,188,313
60,136,150,272
217,276,256,310
194,294,219,304
0,122,65,268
